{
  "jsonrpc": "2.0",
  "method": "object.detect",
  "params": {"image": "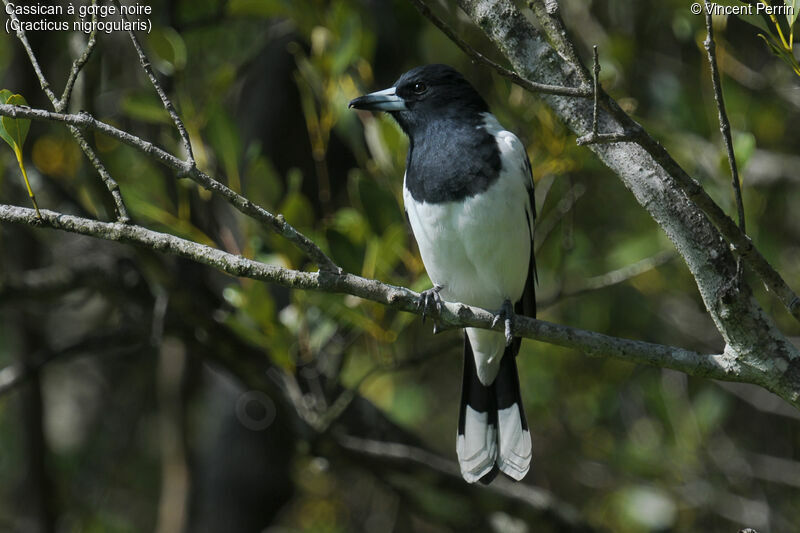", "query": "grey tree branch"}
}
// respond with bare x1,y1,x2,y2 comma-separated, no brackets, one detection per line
114,0,195,166
3,203,798,407
703,2,746,234
0,103,339,272
2,0,130,223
